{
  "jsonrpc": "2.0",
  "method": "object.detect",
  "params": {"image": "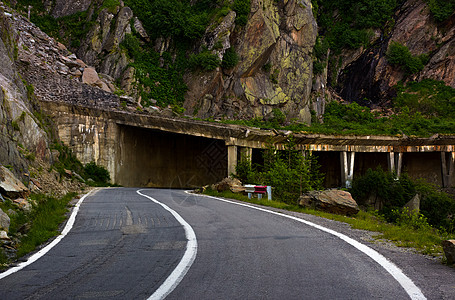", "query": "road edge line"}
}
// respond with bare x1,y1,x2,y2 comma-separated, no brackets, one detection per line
190,192,426,300
0,189,94,280
136,189,198,300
